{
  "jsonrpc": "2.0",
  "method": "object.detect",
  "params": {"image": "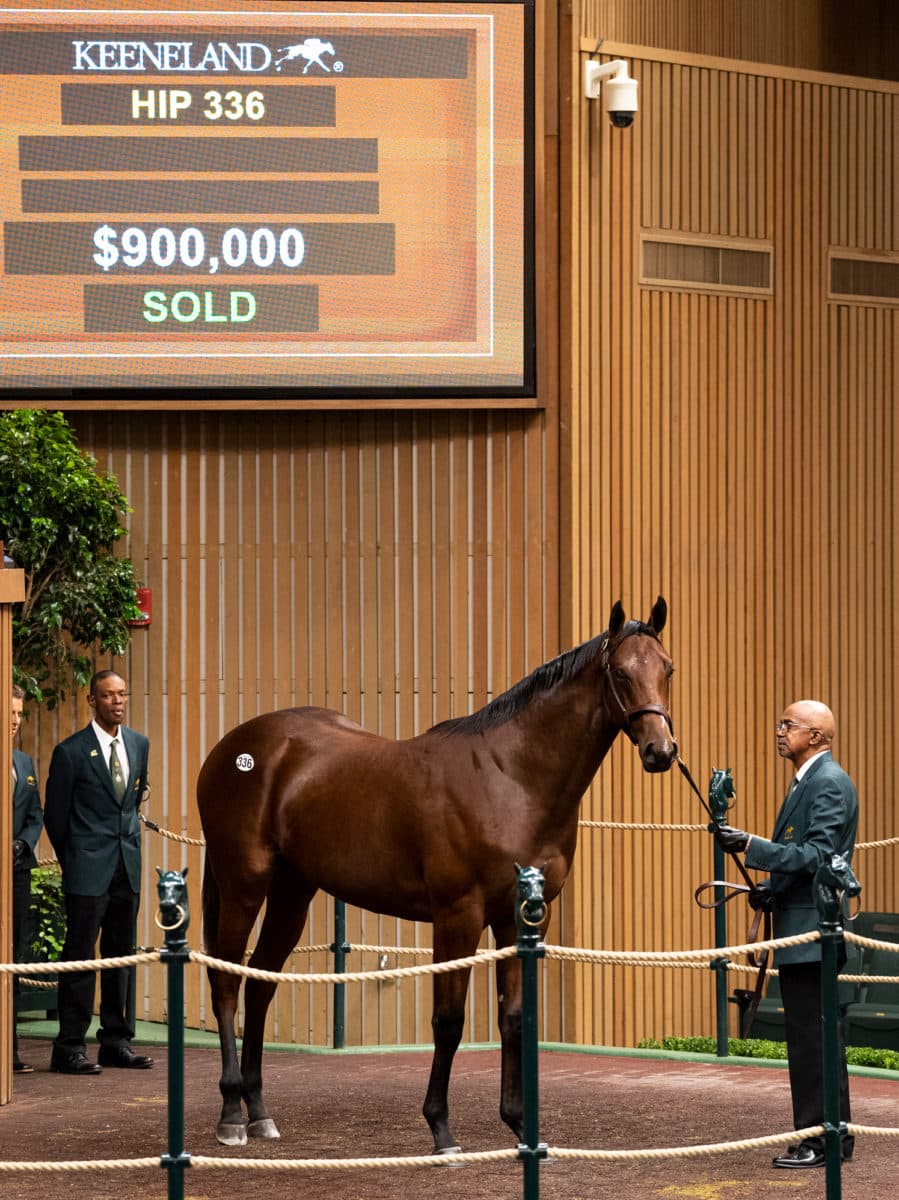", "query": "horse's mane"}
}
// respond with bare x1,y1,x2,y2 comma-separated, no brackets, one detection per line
431,619,657,737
